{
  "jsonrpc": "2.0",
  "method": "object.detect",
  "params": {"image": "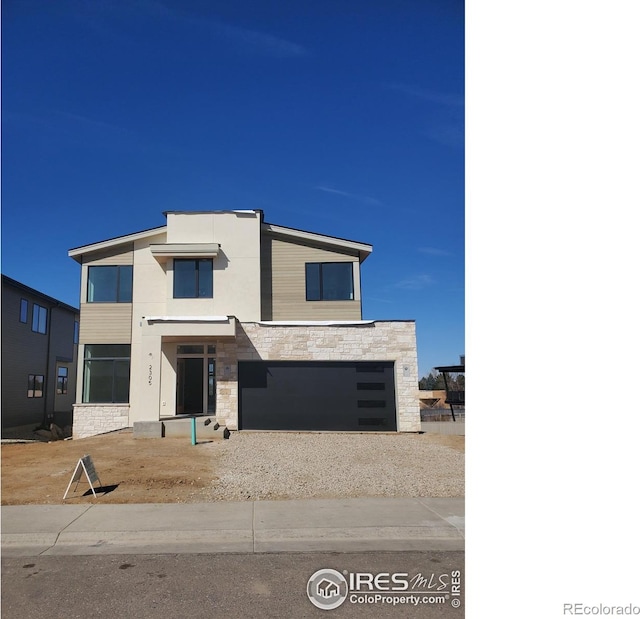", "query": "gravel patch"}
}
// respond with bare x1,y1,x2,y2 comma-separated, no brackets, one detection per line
204,432,464,501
